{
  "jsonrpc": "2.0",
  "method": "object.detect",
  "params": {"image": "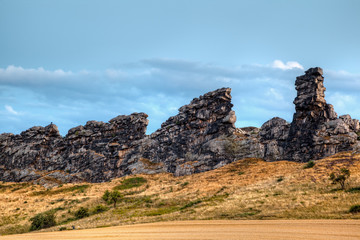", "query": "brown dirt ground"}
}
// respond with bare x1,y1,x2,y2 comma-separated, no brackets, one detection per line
1,220,359,240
